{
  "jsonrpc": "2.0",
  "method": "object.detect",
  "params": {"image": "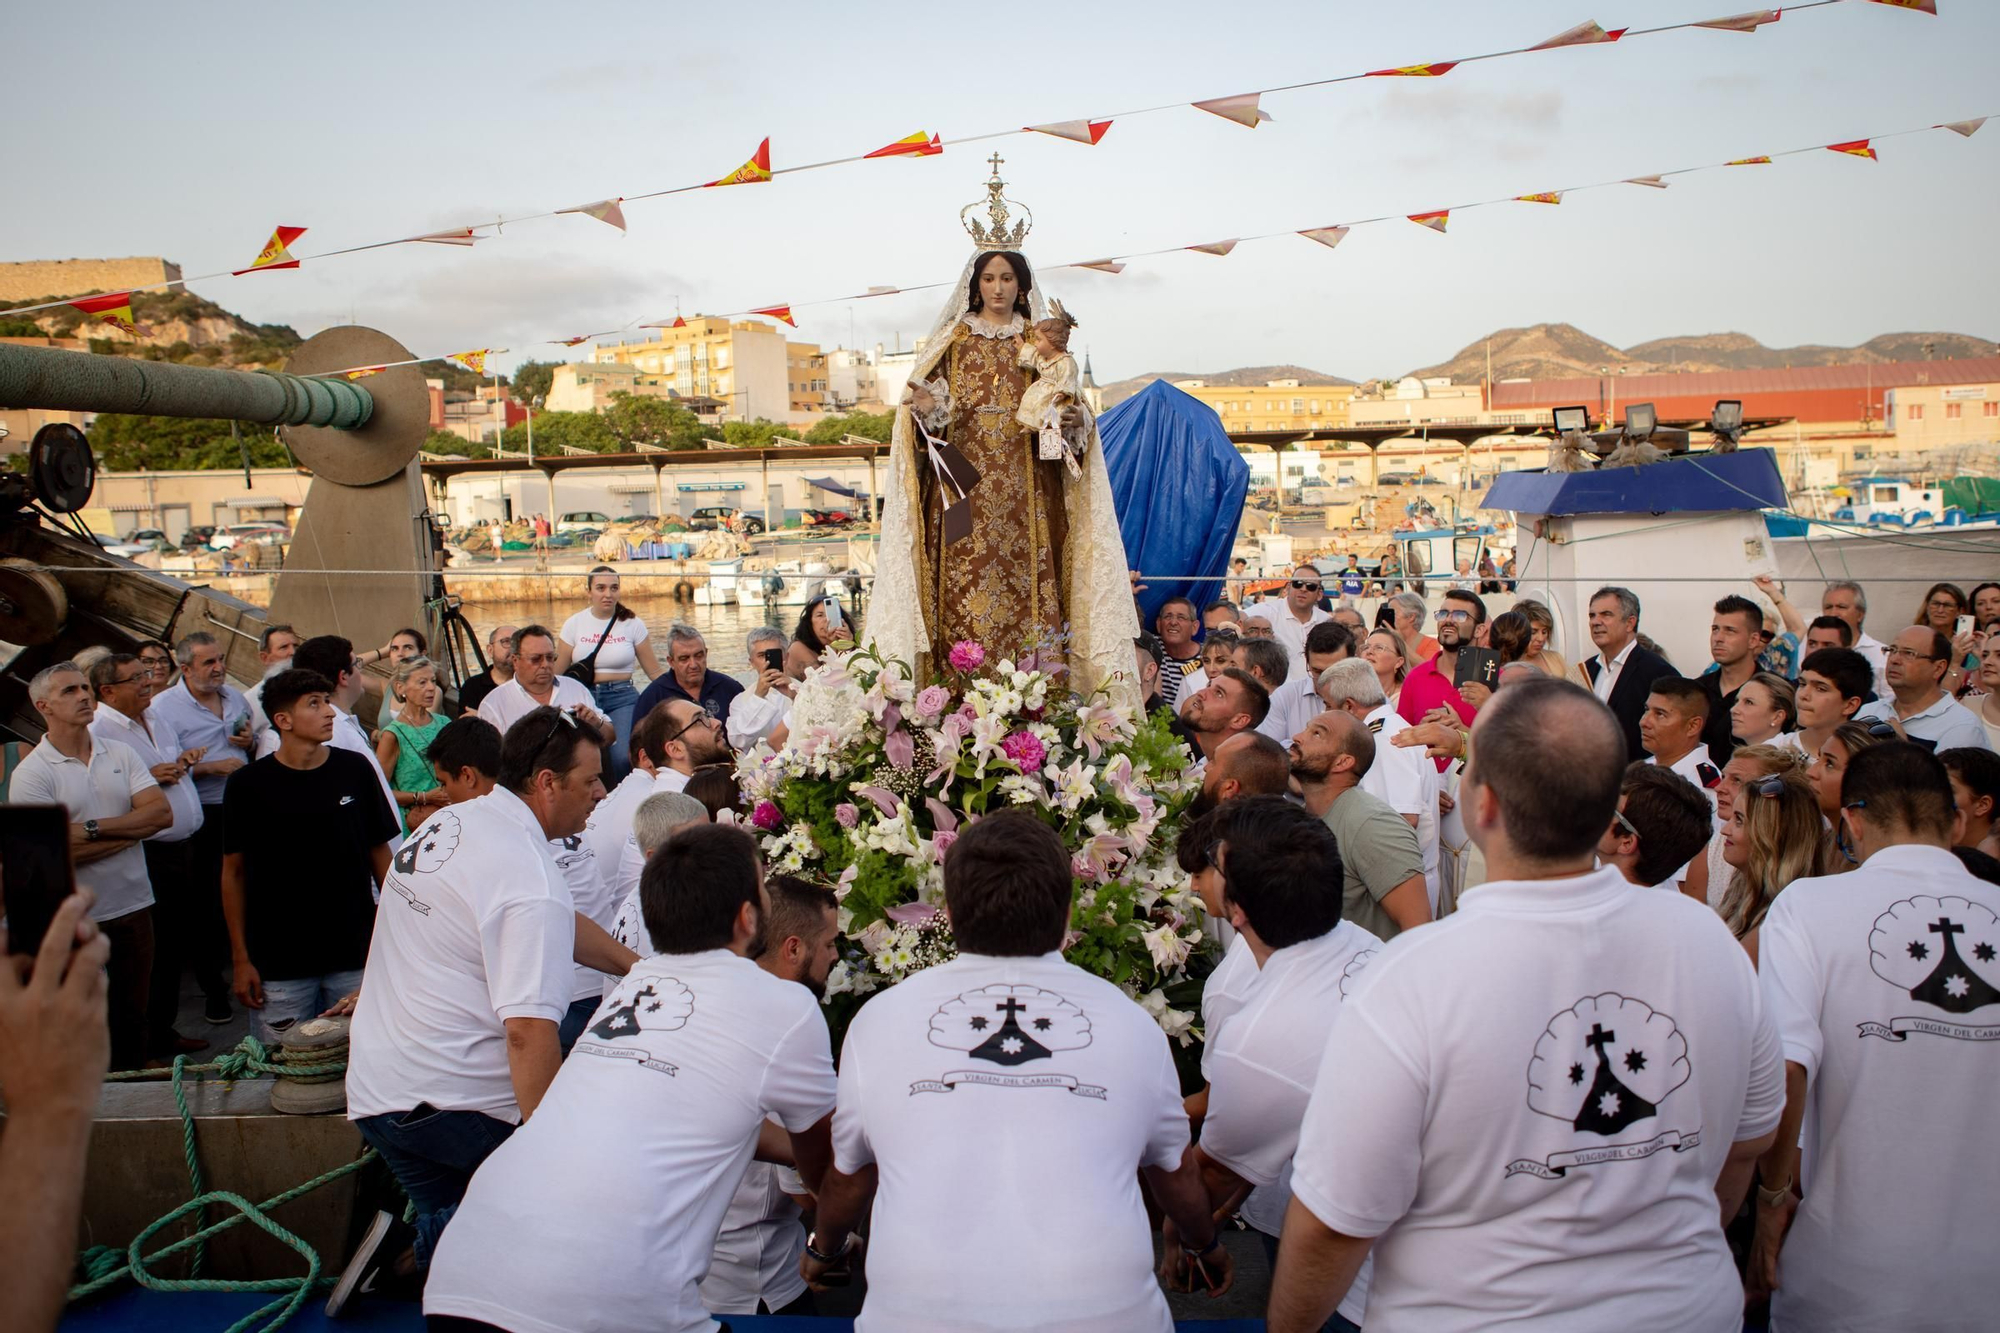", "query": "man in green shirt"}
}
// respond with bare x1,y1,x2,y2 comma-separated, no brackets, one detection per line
1289,711,1432,941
